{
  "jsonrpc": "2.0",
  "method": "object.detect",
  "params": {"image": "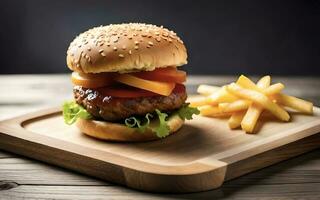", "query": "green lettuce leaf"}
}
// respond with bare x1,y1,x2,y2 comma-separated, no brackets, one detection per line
62,101,93,125
123,105,199,138
178,103,200,120
125,113,153,133
124,110,170,138
153,109,170,138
